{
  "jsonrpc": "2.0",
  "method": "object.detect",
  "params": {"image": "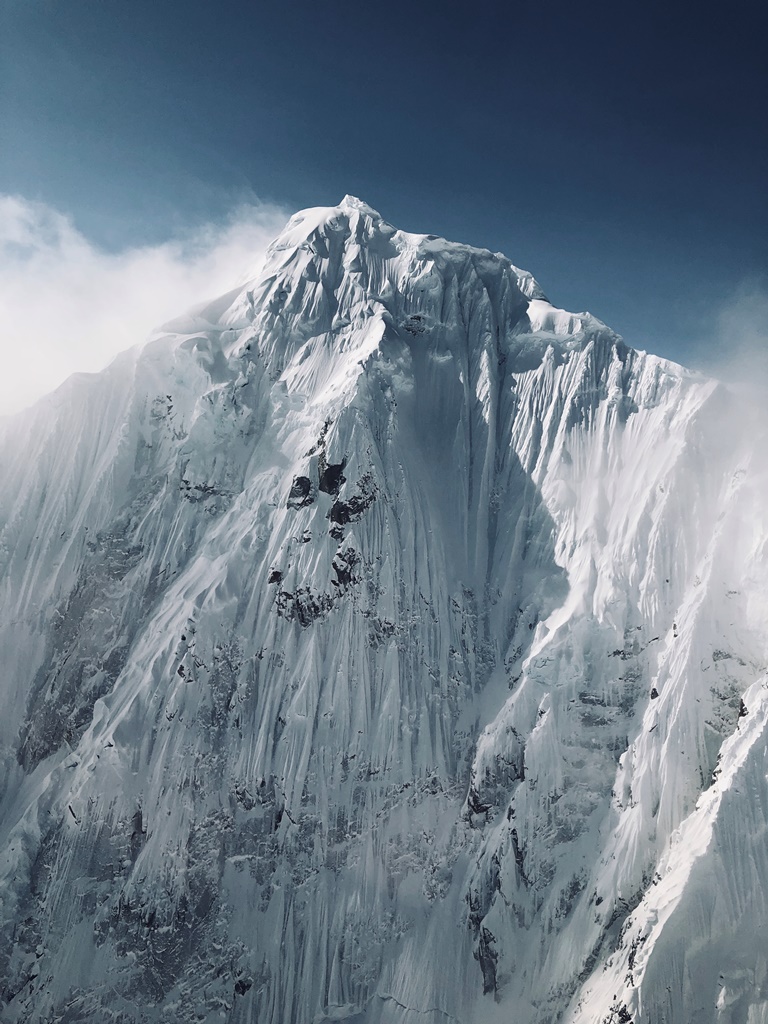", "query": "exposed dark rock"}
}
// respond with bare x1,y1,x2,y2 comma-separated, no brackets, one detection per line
467,786,491,819
287,476,313,509
367,616,398,649
130,808,145,862
331,548,360,590
475,926,498,995
319,461,346,496
180,478,220,503
276,588,334,627
402,313,427,336
603,1003,633,1024
510,828,528,884
329,473,376,525
305,418,331,457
